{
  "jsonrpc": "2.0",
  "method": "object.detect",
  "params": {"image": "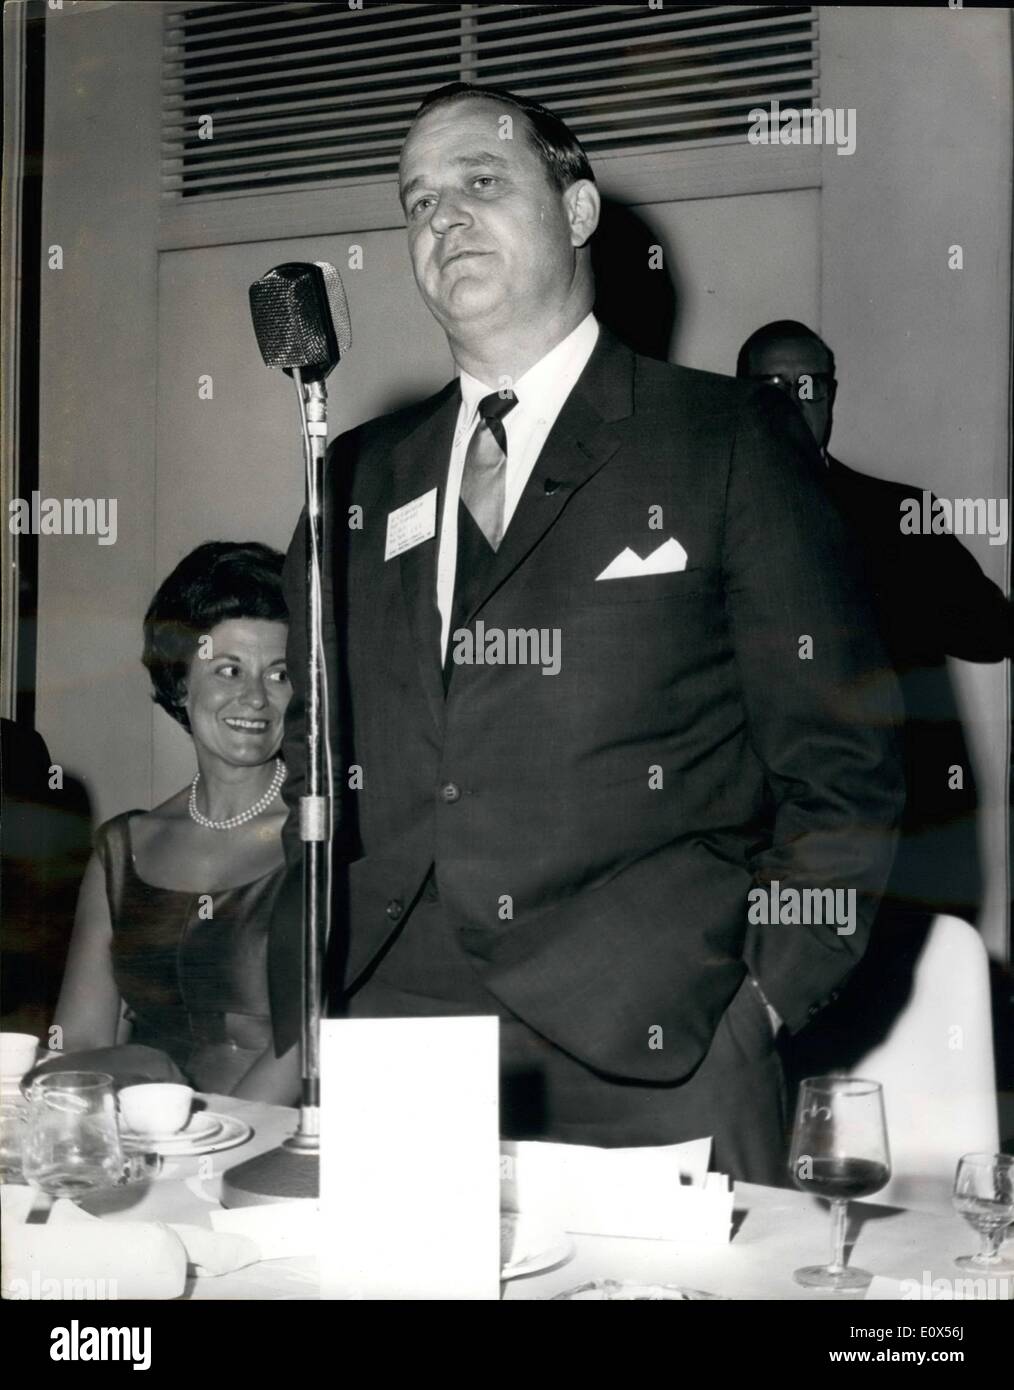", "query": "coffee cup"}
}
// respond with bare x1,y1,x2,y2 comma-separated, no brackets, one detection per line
0,1033,40,1084
118,1083,193,1138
